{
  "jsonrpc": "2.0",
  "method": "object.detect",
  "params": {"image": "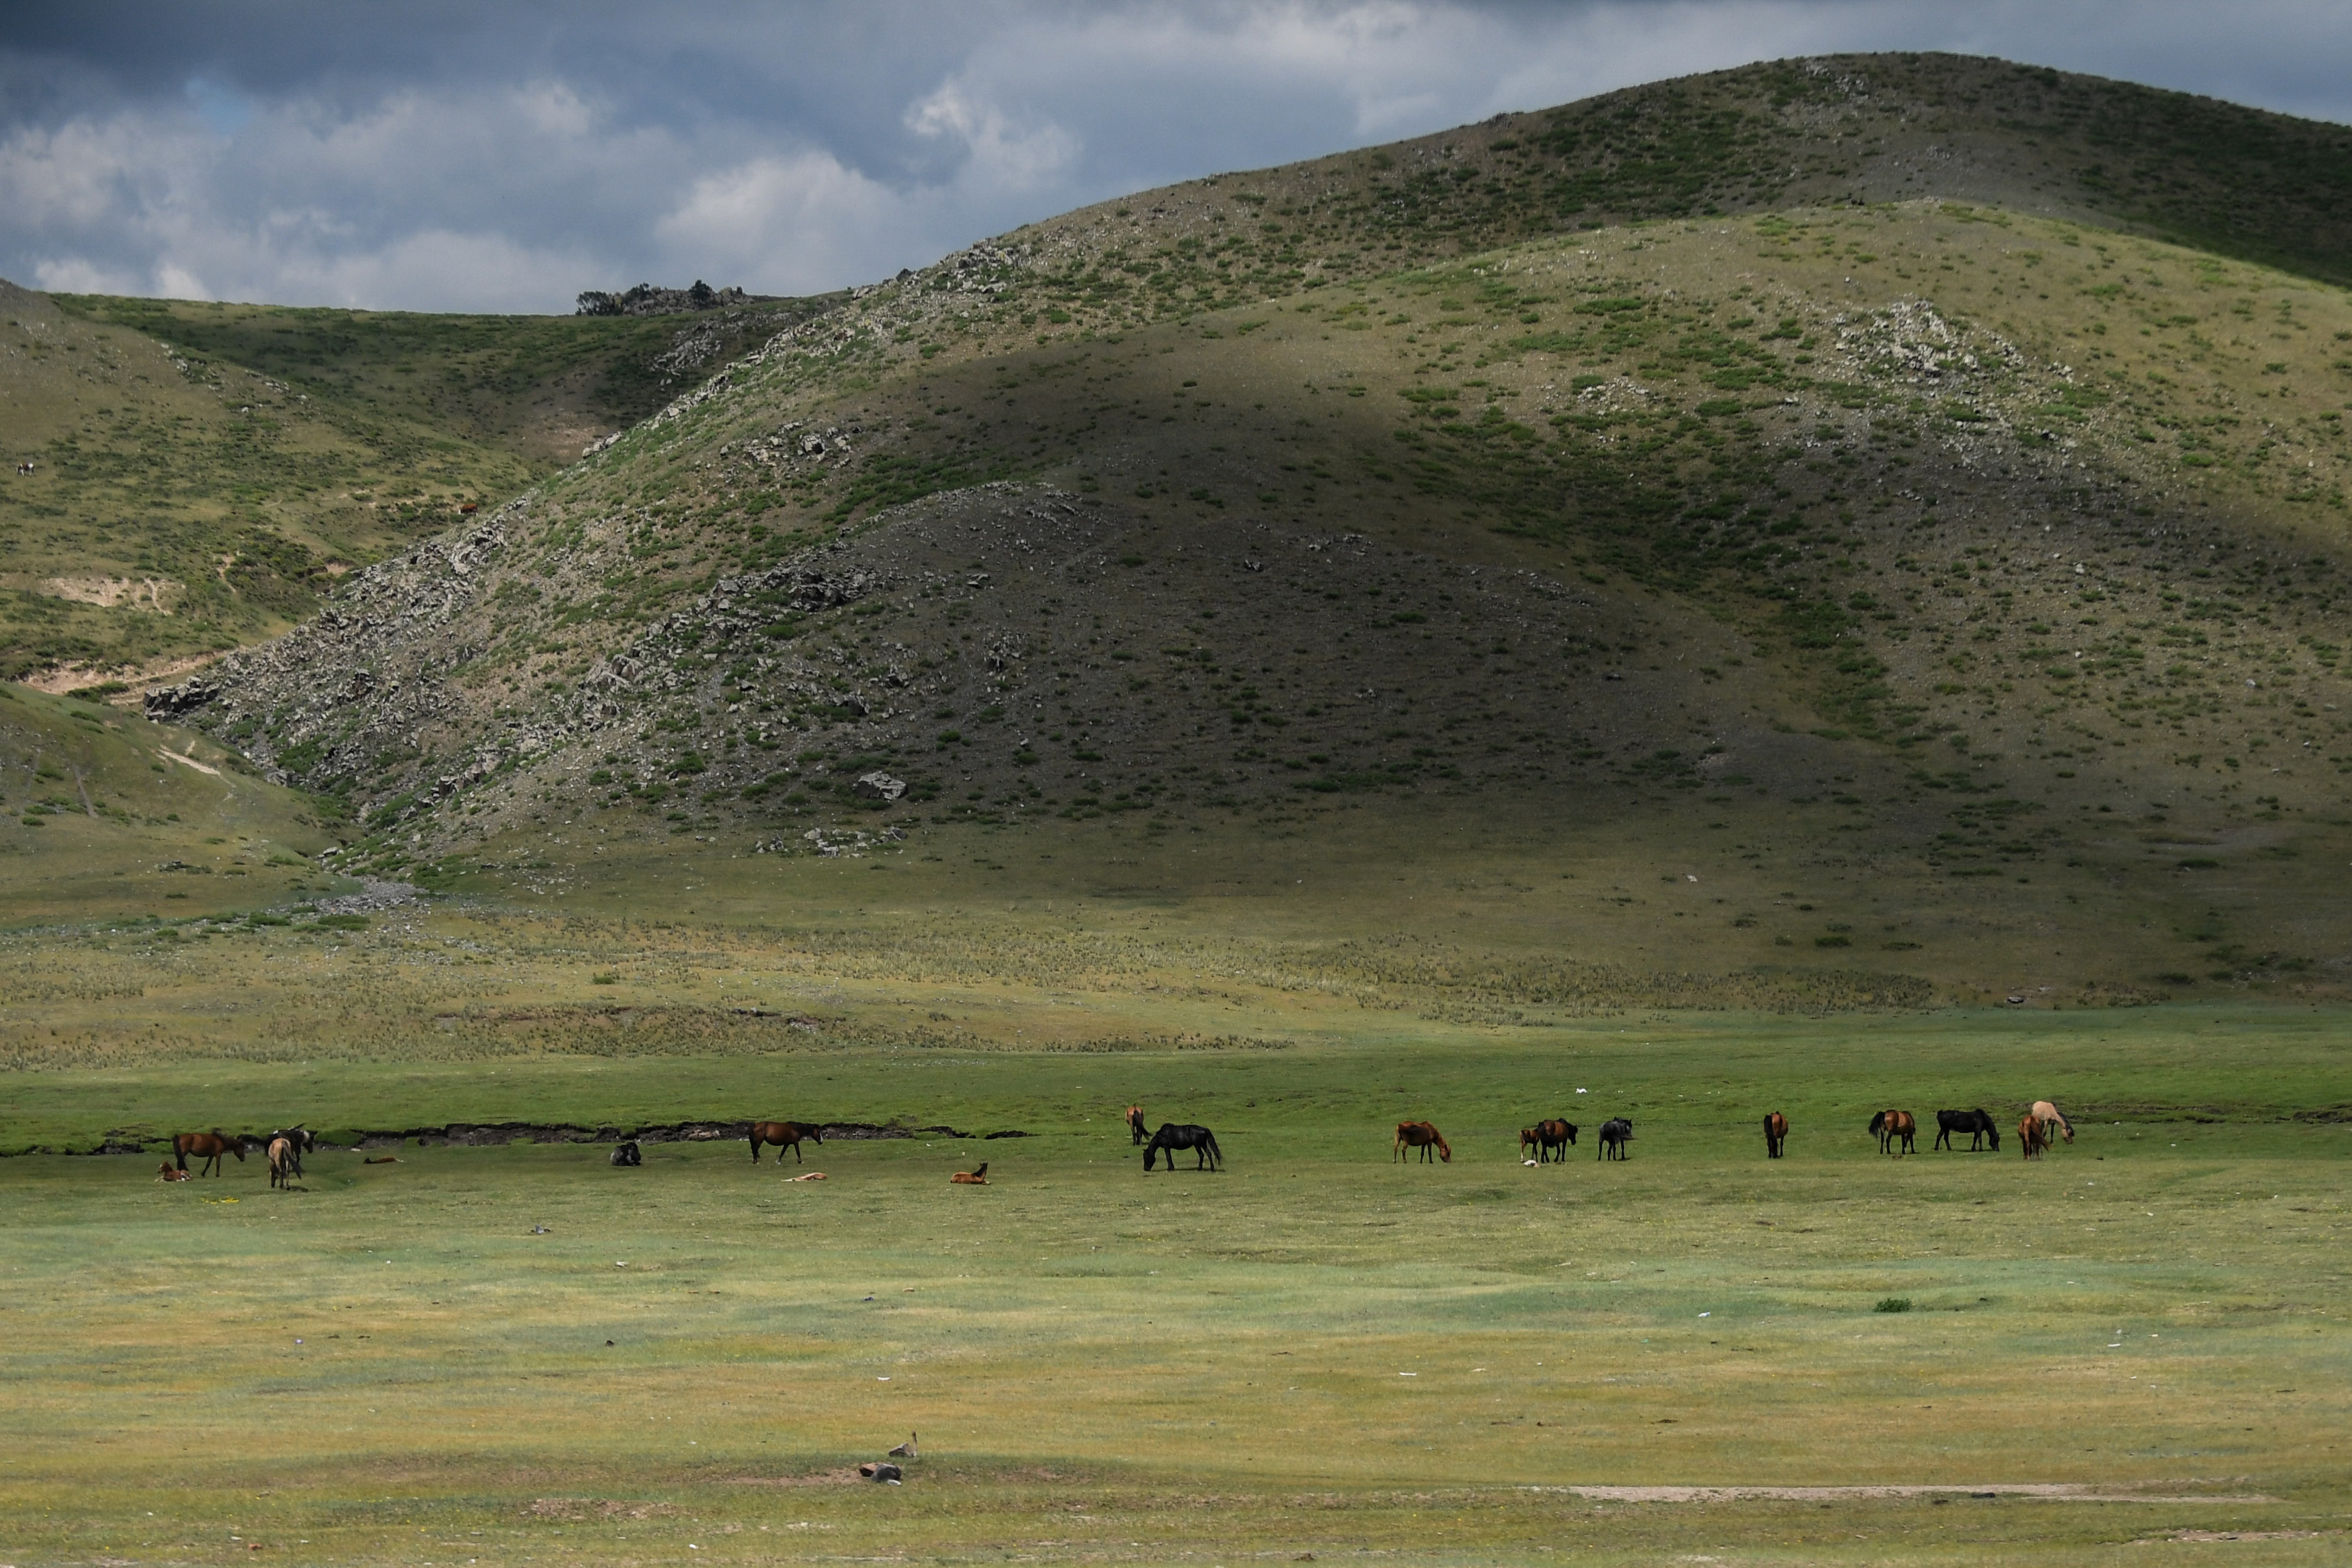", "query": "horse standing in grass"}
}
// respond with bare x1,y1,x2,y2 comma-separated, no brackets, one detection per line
1597,1118,1634,1160
1394,1121,1450,1163
1537,1119,1577,1162
1869,1110,1916,1156
1519,1127,1541,1162
1934,1109,2001,1153
1143,1124,1222,1172
2019,1114,2048,1160
1763,1111,1789,1159
267,1125,315,1181
1126,1105,1147,1145
266,1136,298,1190
2030,1101,2073,1146
174,1130,245,1176
749,1121,823,1164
